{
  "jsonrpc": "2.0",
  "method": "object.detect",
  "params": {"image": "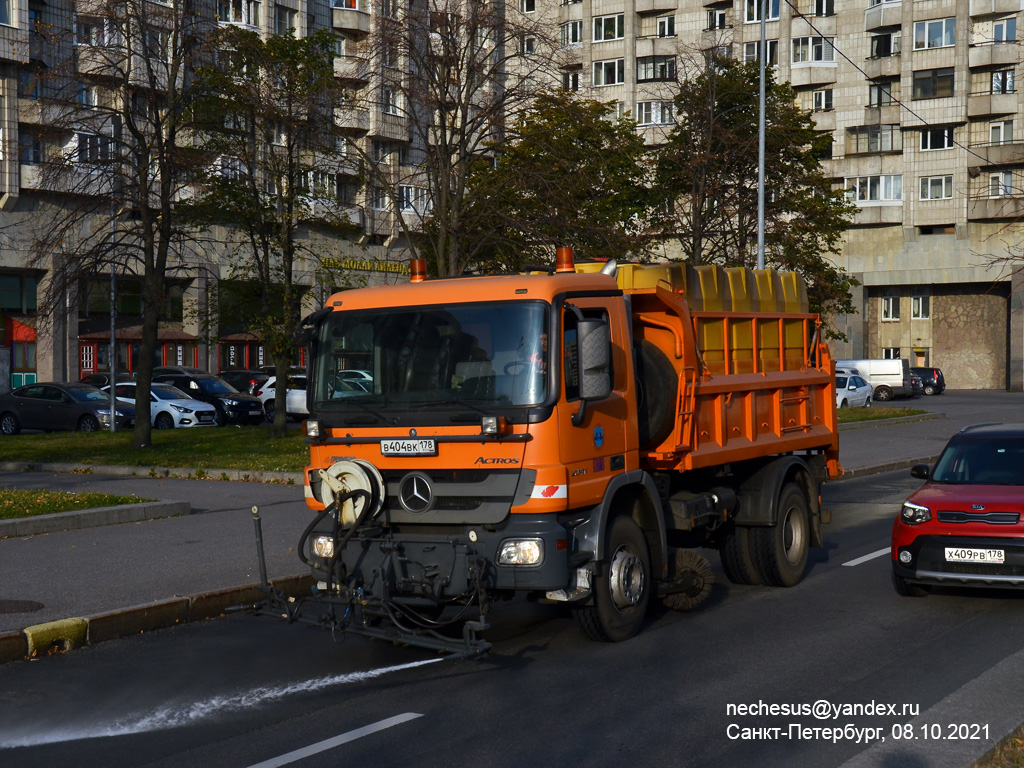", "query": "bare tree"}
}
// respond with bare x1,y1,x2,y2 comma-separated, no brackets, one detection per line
15,0,214,447
186,27,361,434
354,0,563,276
